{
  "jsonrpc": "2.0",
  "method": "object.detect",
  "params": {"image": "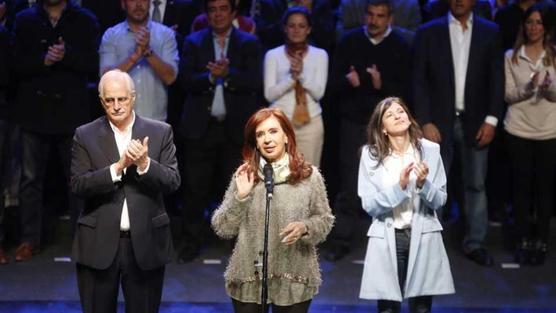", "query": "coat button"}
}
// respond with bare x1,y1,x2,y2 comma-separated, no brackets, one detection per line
387,223,392,228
